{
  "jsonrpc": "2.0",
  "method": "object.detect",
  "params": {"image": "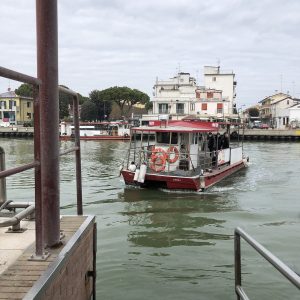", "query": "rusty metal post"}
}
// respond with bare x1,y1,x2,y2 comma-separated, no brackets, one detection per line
33,86,44,256
36,0,60,247
0,147,7,204
234,230,241,300
73,95,83,215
